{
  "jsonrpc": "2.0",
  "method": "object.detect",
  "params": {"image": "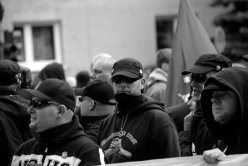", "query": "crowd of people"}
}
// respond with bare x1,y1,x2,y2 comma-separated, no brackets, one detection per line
2,2,248,166
1,49,248,166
